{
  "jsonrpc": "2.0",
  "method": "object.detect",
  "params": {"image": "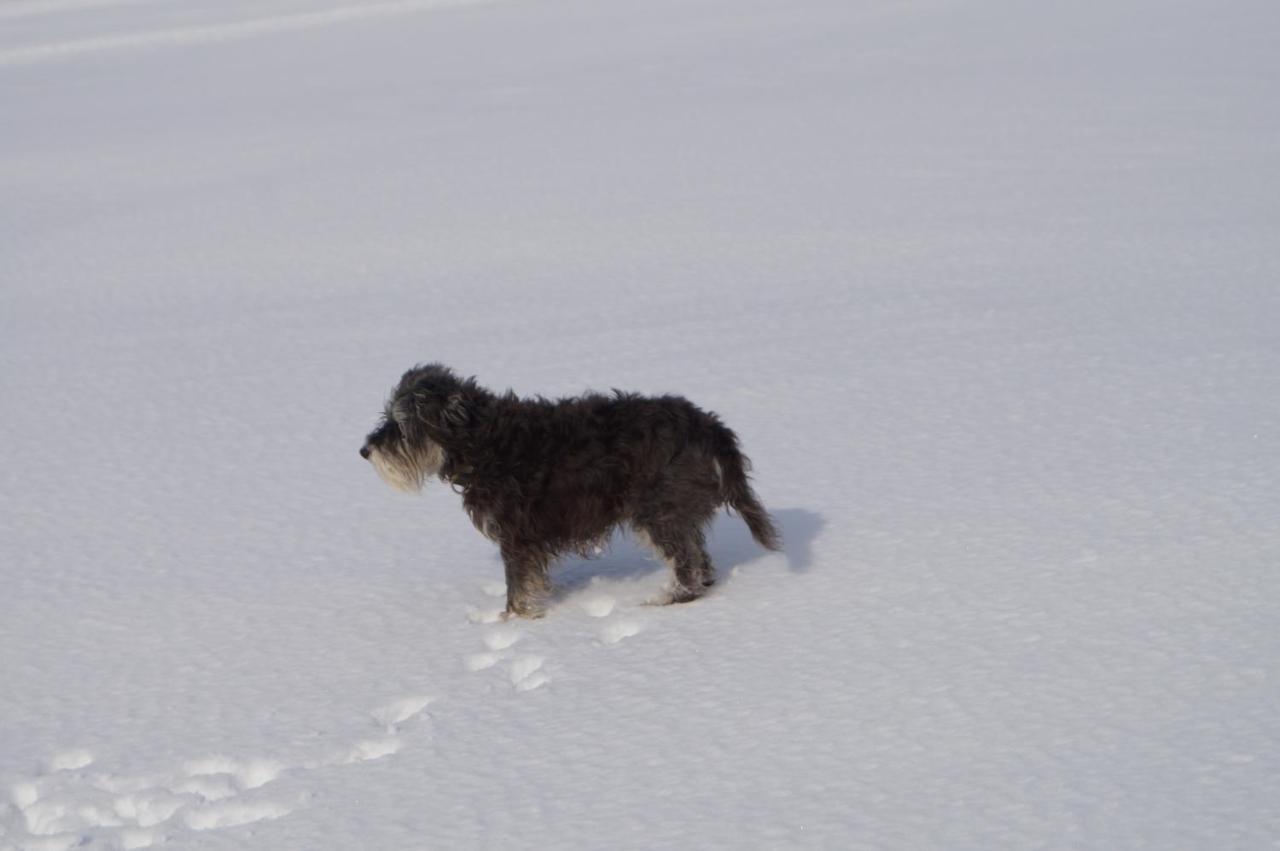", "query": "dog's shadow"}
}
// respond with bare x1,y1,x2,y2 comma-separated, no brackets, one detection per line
548,507,825,600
